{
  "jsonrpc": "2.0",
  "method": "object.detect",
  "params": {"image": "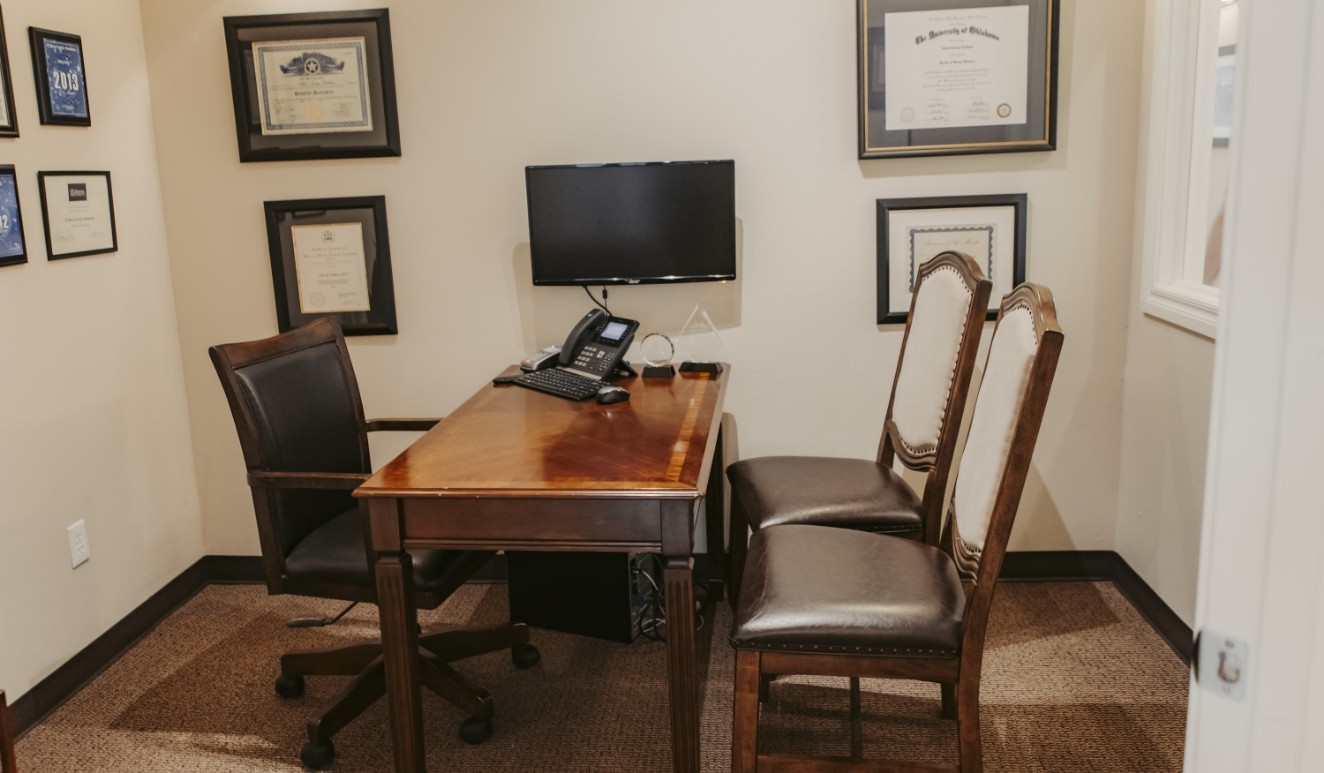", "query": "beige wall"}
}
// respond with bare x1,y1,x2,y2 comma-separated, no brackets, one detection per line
0,0,203,697
142,0,1145,561
1115,0,1218,626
